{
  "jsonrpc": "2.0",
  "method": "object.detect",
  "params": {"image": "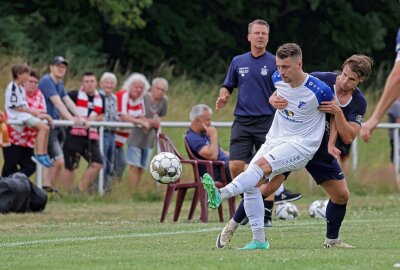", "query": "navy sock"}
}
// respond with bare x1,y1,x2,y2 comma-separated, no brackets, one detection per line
233,199,246,223
326,200,347,239
263,199,273,219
